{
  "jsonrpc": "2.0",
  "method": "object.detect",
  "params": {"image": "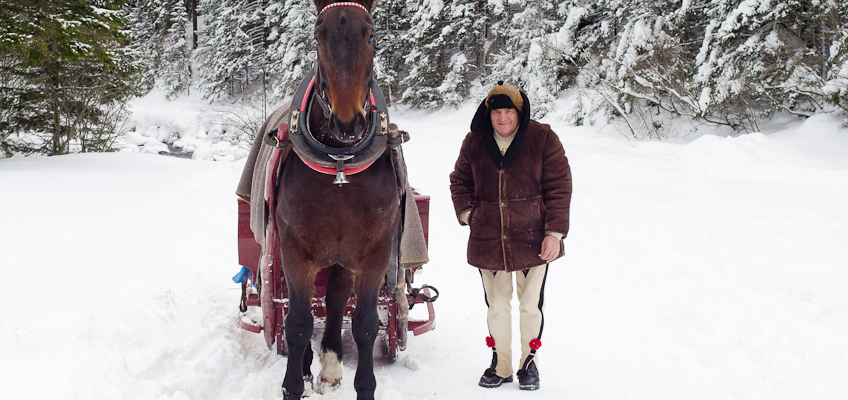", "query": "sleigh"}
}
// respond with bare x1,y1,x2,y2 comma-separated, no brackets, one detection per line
235,171,437,361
